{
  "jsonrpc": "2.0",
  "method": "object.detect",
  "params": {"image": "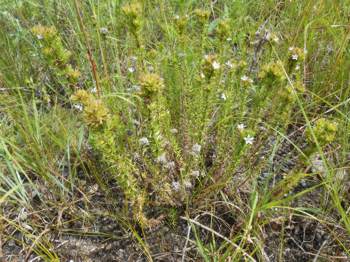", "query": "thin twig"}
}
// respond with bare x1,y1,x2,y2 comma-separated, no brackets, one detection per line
248,19,270,75
24,227,50,261
312,240,327,262
73,0,101,97
181,224,191,262
180,216,257,261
